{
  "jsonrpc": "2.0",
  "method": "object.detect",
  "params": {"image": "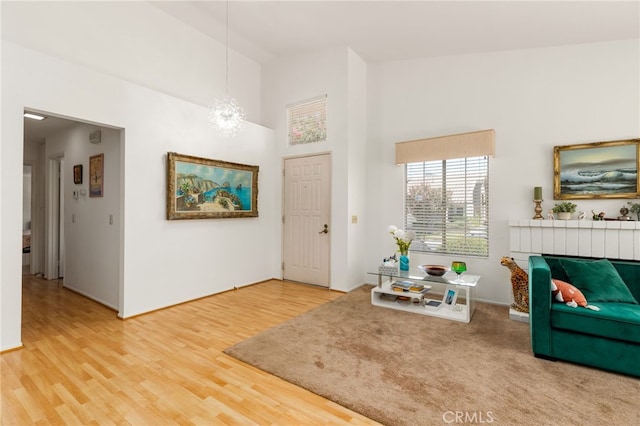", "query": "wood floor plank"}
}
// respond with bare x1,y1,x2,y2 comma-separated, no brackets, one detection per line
1,275,381,425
